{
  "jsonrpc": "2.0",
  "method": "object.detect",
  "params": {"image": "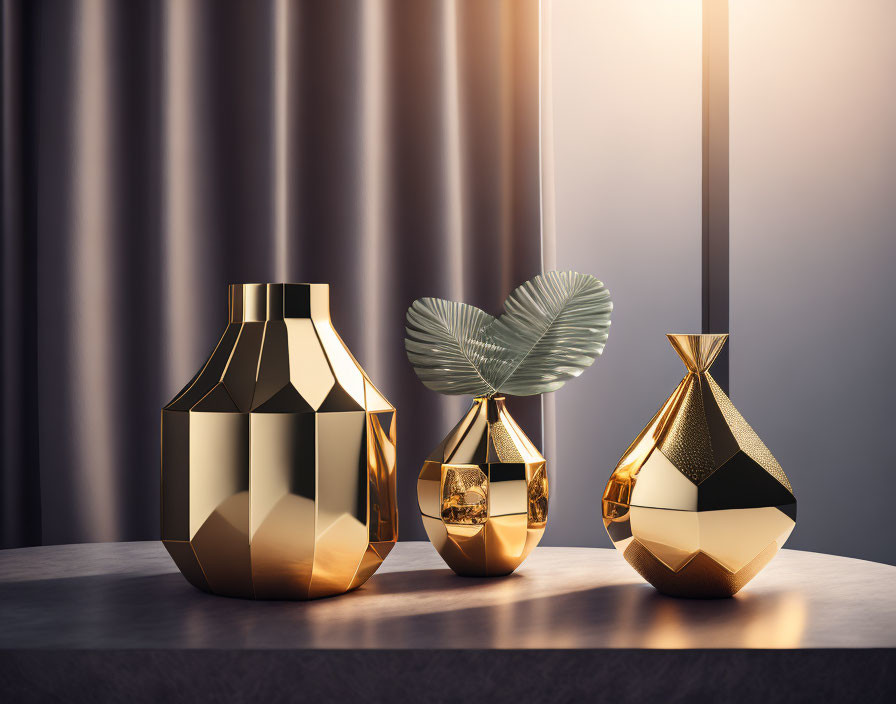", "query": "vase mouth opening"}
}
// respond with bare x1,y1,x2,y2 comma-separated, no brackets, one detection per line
228,283,330,322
